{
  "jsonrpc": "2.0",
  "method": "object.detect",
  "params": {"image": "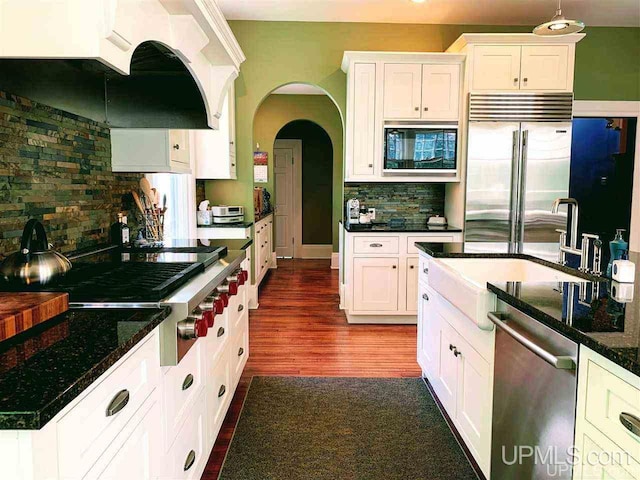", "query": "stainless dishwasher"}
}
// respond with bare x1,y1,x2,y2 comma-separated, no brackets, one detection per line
488,301,578,480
